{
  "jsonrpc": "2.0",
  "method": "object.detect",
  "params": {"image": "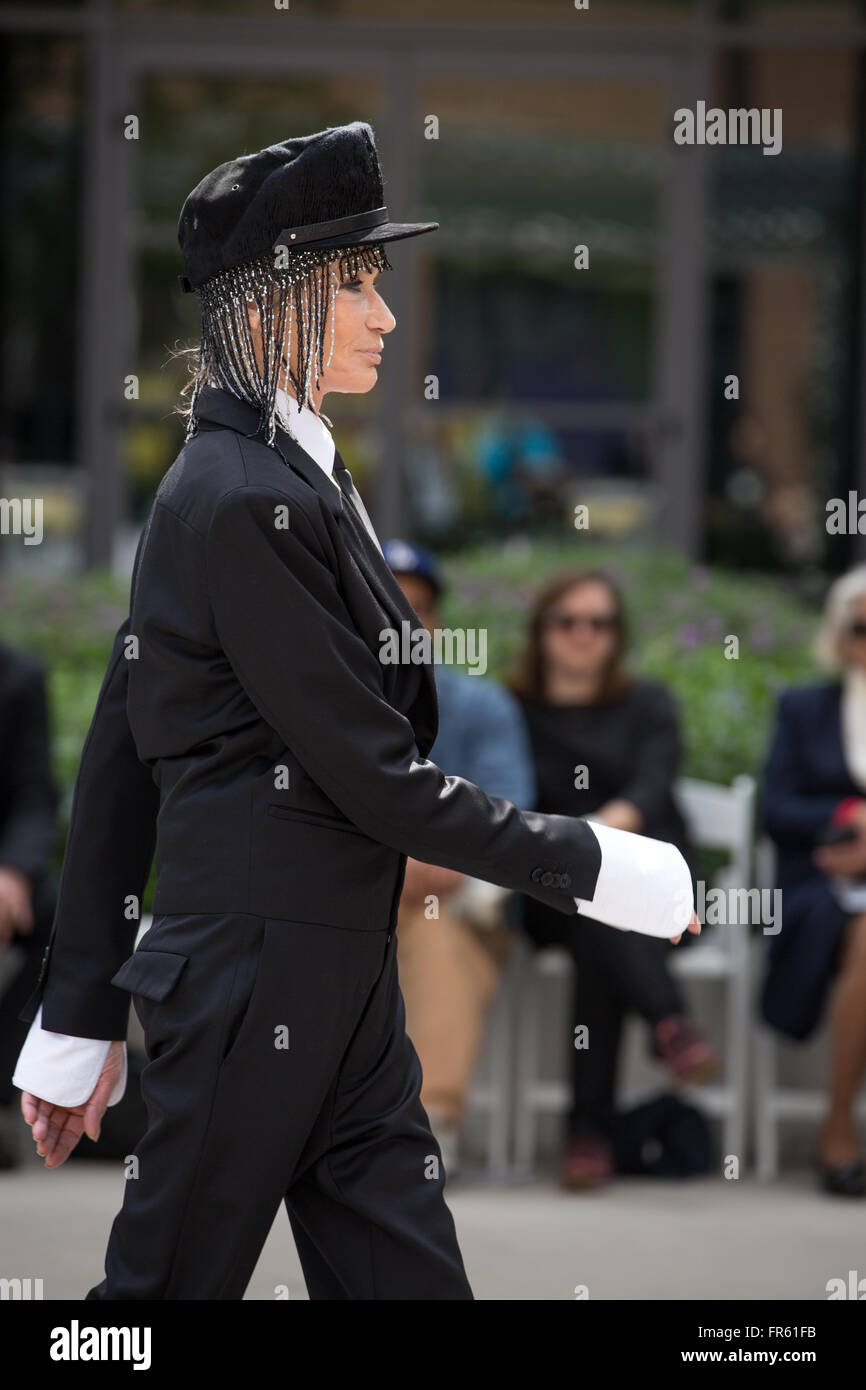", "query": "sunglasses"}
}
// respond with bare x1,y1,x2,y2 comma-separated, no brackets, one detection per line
847,621,866,639
544,611,618,633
